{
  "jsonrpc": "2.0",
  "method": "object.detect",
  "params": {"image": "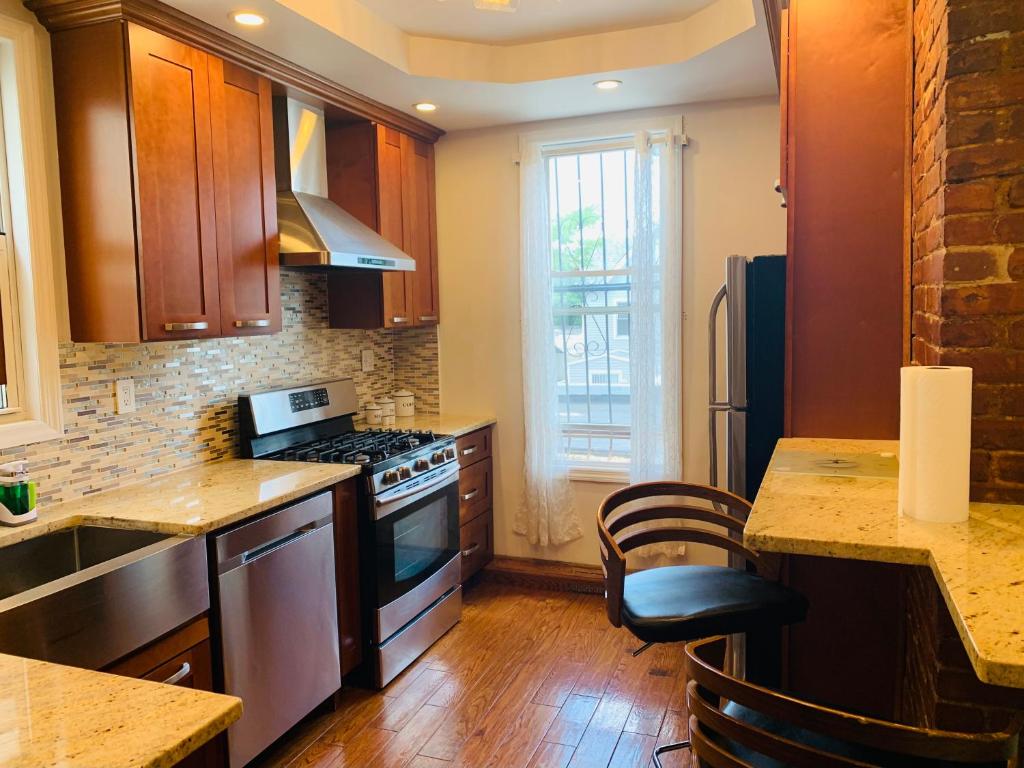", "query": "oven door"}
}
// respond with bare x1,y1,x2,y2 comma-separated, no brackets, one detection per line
372,464,460,642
